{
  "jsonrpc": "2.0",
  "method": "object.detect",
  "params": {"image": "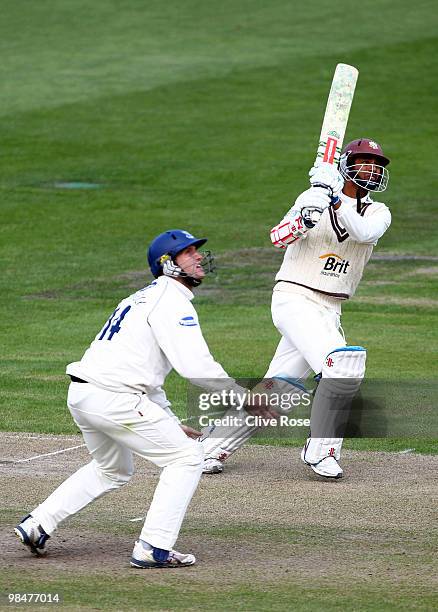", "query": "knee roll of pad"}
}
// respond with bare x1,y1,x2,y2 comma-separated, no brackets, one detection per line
319,346,366,400
323,346,367,380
